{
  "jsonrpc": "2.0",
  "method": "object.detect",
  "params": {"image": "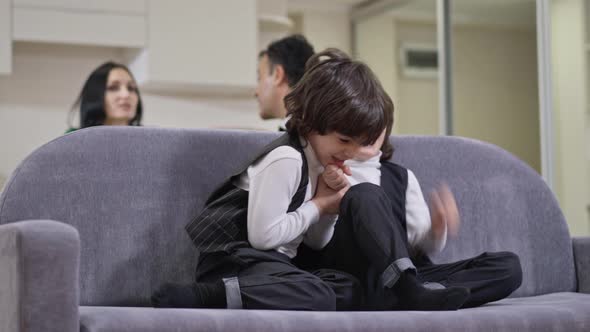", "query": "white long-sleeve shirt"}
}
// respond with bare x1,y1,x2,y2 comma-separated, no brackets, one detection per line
233,137,446,258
